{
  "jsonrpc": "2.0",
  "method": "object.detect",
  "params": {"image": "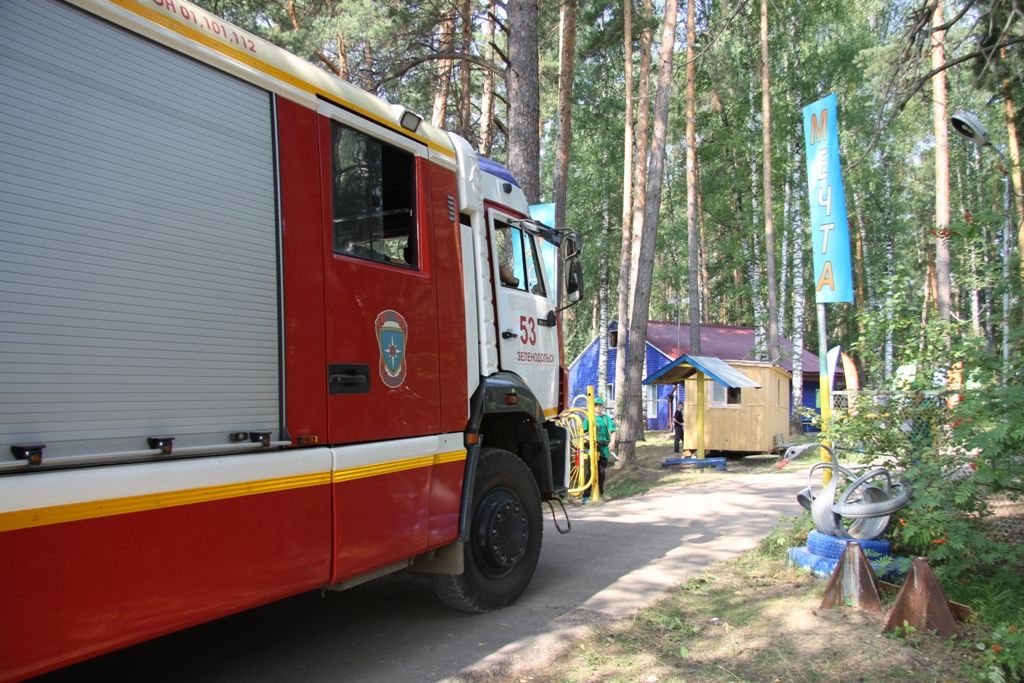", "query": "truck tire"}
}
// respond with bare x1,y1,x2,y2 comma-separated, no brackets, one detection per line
432,448,543,613
806,530,892,560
